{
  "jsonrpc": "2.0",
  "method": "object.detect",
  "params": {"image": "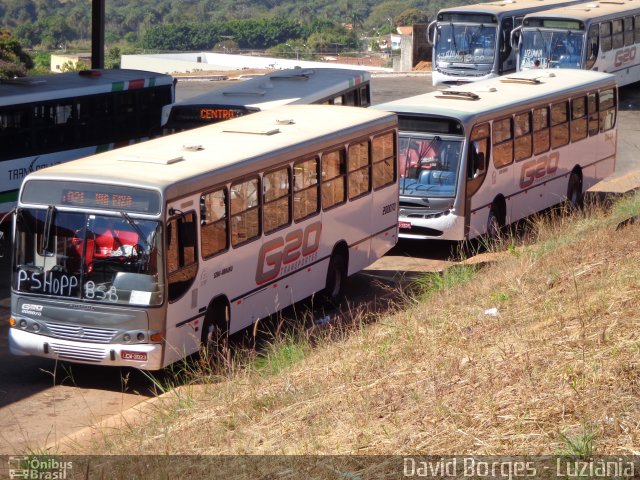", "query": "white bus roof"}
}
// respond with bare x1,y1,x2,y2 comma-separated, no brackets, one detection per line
0,69,173,107
168,68,370,110
437,0,591,17
22,104,396,203
522,0,640,21
371,69,616,126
